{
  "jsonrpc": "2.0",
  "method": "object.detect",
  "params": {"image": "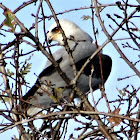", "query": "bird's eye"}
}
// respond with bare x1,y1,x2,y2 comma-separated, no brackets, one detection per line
51,27,60,33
